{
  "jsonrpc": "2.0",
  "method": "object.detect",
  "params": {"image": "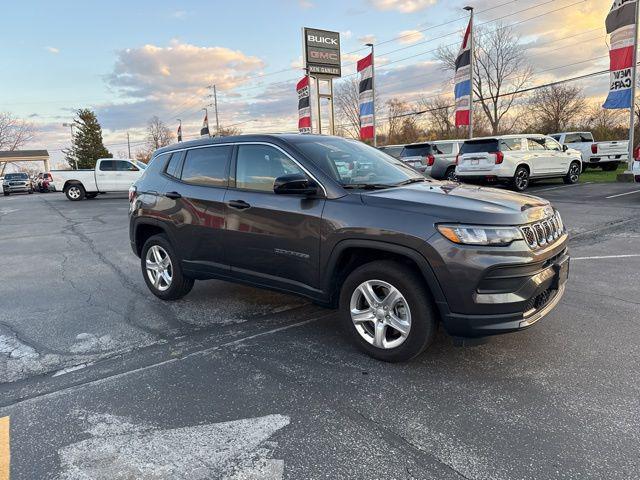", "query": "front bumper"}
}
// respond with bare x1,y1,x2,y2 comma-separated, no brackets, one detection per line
4,185,30,193
429,233,569,338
